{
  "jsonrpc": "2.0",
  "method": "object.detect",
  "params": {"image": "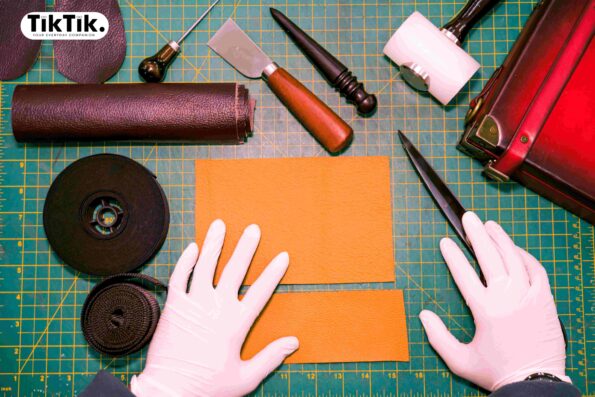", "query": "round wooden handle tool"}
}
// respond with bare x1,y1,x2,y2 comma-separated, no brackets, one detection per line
266,67,353,153
441,0,501,43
